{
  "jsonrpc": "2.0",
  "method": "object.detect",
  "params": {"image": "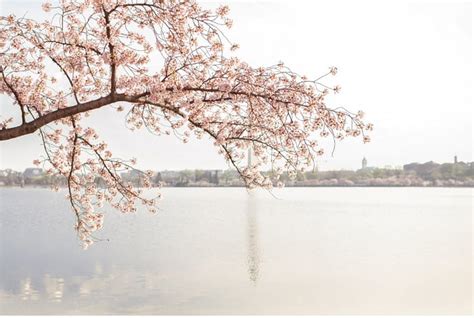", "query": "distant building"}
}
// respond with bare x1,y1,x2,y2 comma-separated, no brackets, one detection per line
23,168,43,179
22,168,44,186
121,169,142,180
454,155,458,164
159,170,183,186
362,157,367,169
213,170,219,185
